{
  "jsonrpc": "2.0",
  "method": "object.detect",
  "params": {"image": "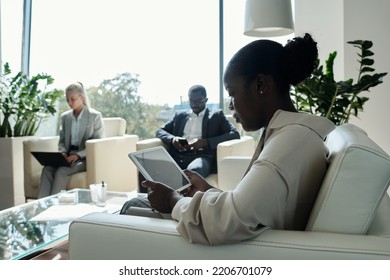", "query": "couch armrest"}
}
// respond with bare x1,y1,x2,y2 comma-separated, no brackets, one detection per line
217,156,251,191
136,138,166,151
217,136,254,160
367,193,390,237
68,212,390,260
86,135,139,192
